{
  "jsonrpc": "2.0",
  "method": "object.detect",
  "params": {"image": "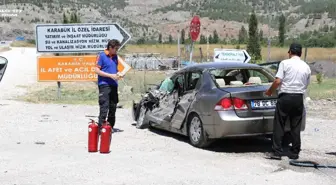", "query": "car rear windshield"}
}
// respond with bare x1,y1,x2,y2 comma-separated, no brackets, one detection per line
209,68,274,87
